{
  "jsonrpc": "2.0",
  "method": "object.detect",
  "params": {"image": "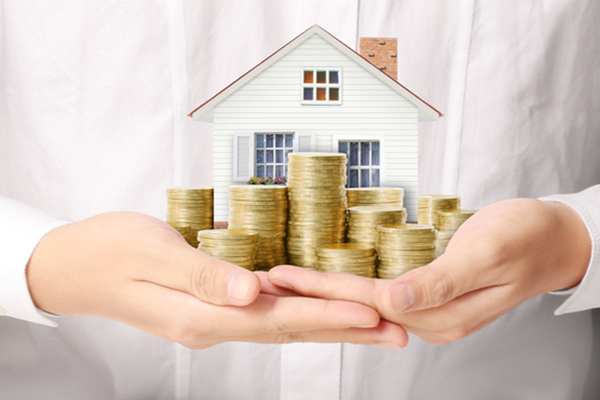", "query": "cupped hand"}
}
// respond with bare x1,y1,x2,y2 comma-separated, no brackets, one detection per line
27,212,407,349
268,199,591,345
